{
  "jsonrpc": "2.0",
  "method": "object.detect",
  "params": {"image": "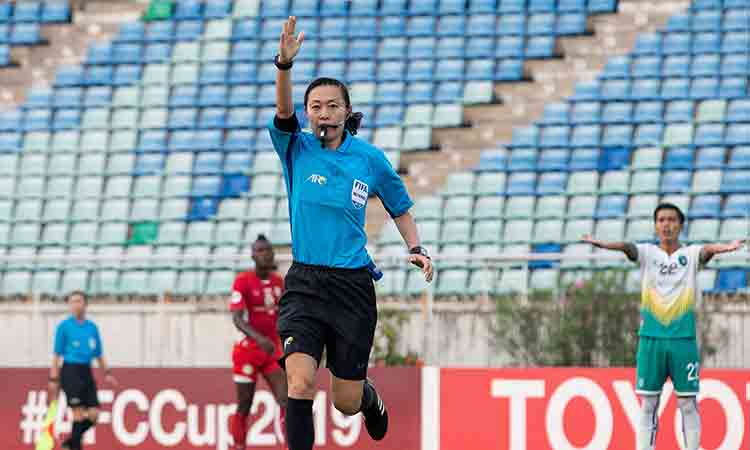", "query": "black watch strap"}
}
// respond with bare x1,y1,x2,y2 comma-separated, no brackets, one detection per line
409,246,430,259
274,54,293,71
